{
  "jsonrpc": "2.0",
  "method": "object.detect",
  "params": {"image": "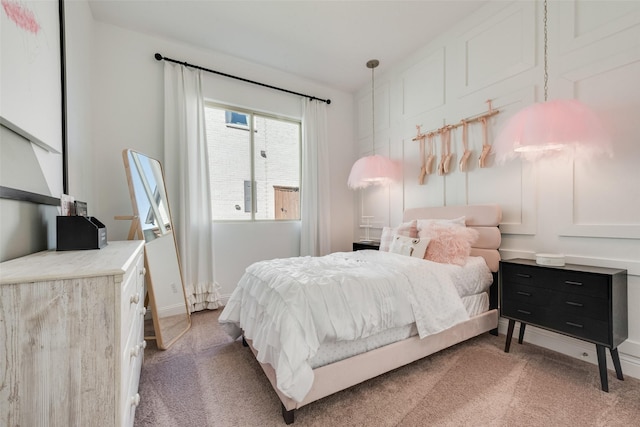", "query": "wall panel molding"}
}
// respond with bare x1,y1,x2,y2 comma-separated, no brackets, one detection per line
489,87,537,236
557,0,640,55
455,1,535,97
401,48,445,117
559,49,640,240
